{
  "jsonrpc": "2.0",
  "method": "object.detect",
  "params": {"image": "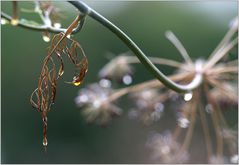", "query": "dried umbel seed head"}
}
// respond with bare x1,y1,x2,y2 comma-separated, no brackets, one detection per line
98,55,133,85
128,89,168,125
75,83,122,125
146,132,189,163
